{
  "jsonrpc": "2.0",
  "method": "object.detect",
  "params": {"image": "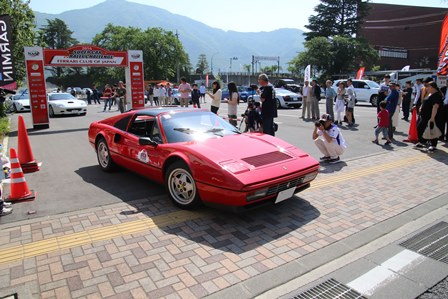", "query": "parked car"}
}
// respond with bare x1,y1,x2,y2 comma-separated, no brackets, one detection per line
247,88,303,109
332,79,380,106
7,89,30,112
66,87,82,95
88,107,319,210
47,92,87,117
82,88,93,95
220,86,255,102
274,79,302,94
